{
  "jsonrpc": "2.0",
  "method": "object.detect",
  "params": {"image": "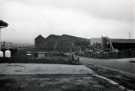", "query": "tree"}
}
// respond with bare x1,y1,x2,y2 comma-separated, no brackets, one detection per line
0,20,8,28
